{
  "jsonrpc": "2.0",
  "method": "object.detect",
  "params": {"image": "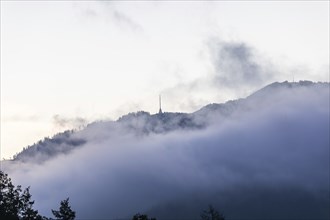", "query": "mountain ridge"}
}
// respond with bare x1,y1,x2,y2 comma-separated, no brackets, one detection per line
8,80,329,163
